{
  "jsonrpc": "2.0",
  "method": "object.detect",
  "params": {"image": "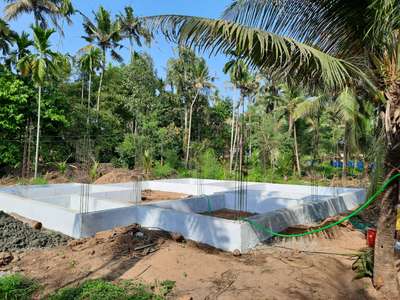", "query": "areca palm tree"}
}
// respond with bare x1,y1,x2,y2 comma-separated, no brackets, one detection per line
223,55,256,172
117,6,152,61
185,58,214,167
18,26,62,178
5,31,33,71
278,85,308,177
3,0,74,31
78,45,102,113
82,6,123,111
146,1,400,296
